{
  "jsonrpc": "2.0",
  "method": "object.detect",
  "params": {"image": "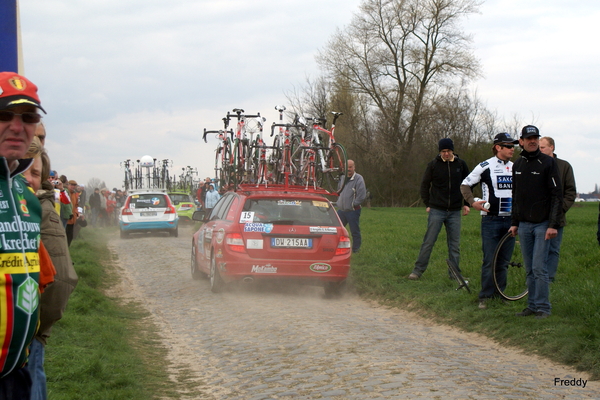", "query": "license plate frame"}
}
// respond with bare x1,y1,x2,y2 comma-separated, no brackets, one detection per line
140,211,157,217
